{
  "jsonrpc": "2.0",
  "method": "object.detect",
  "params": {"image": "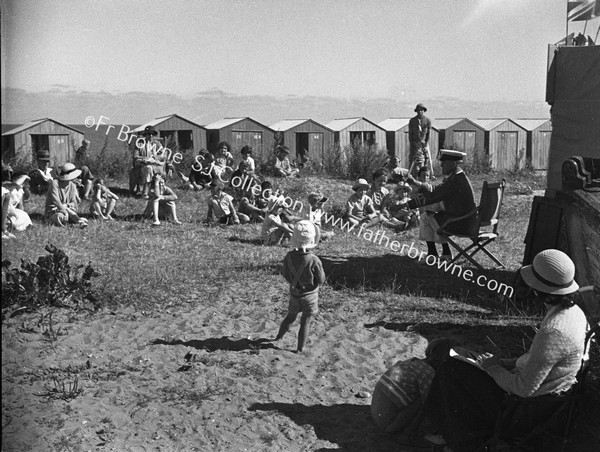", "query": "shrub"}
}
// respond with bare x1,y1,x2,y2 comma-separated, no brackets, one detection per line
463,148,493,175
2,244,101,316
324,142,388,180
87,136,131,180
